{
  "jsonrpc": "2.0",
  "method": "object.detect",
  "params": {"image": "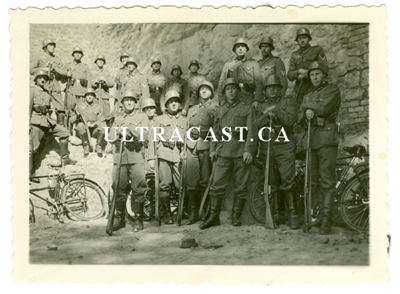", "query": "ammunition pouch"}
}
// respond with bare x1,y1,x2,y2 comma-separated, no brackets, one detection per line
316,117,325,128
243,83,256,93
